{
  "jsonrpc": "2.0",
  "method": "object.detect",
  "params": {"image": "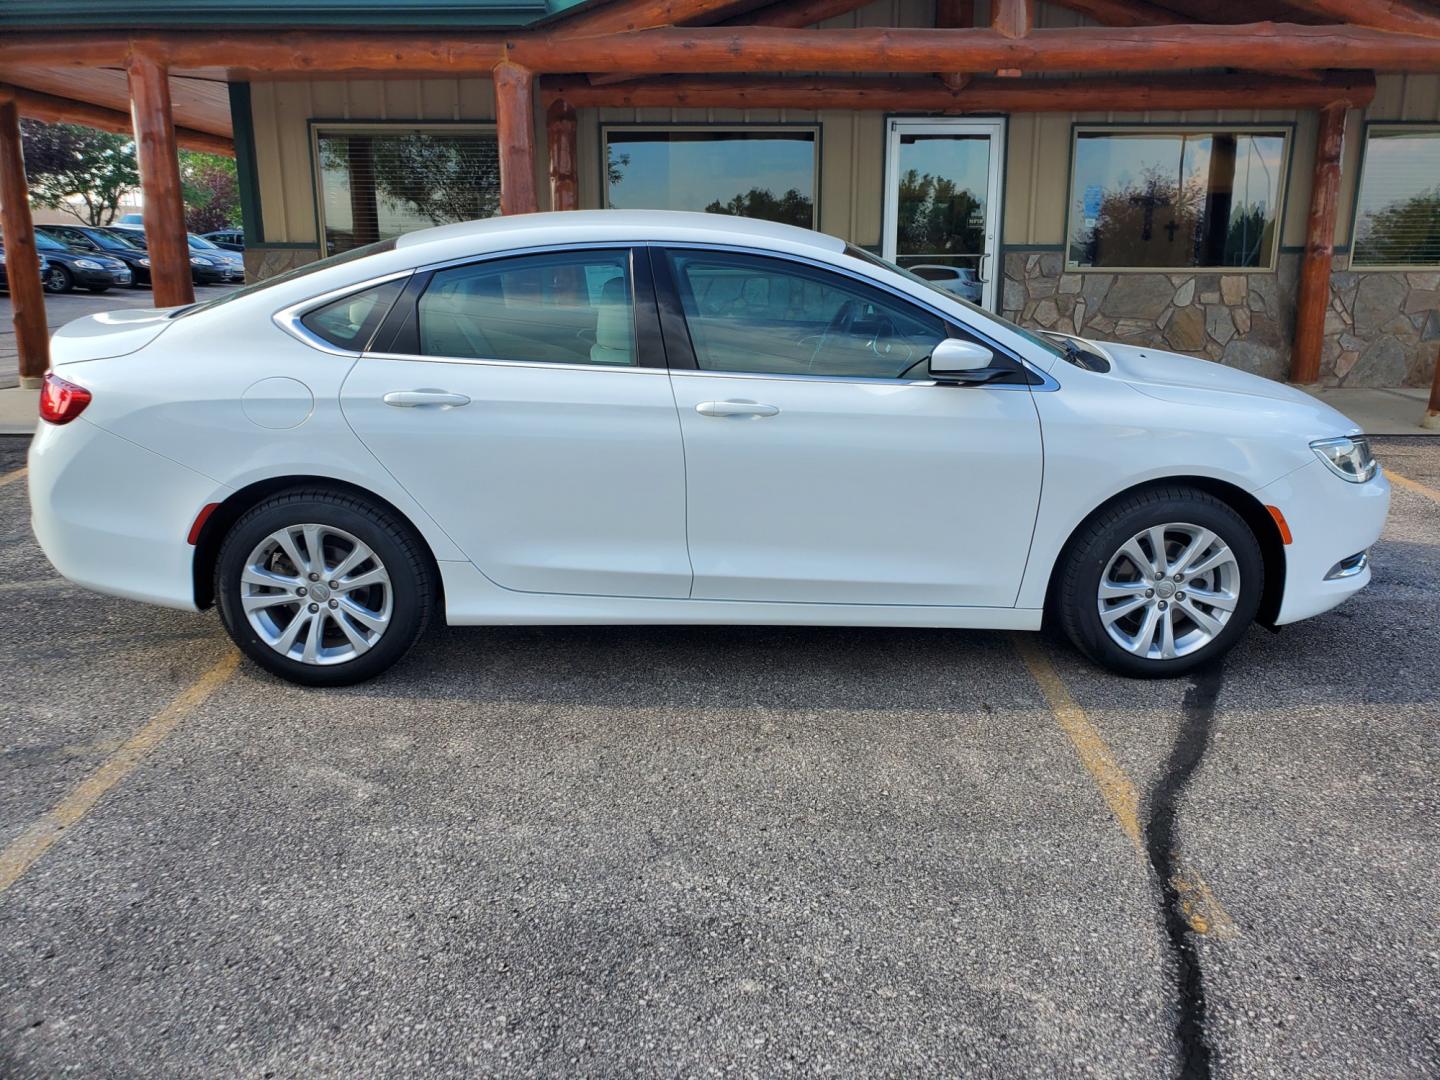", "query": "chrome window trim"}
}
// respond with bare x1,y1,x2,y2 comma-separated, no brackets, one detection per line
361,352,667,375
272,269,416,358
